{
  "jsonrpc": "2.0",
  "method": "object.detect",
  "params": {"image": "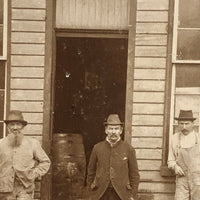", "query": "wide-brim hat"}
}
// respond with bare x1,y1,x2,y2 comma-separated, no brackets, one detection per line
4,110,28,126
174,110,196,121
104,114,124,125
